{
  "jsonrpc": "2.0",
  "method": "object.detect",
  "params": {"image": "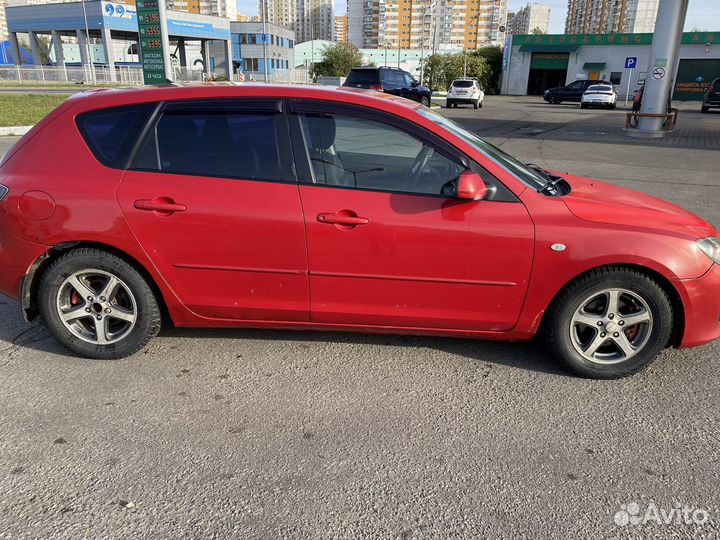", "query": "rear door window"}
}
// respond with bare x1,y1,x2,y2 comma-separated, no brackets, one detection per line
132,100,292,182
77,103,156,168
